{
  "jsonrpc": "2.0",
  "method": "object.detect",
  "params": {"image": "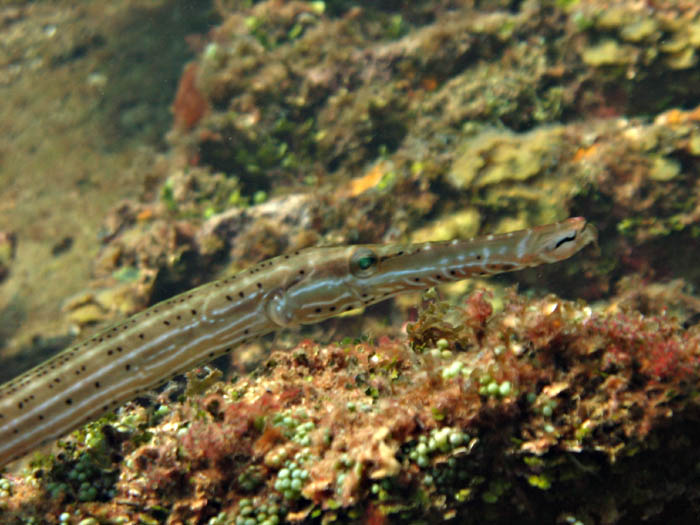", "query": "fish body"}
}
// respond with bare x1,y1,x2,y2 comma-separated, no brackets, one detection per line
0,217,596,467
